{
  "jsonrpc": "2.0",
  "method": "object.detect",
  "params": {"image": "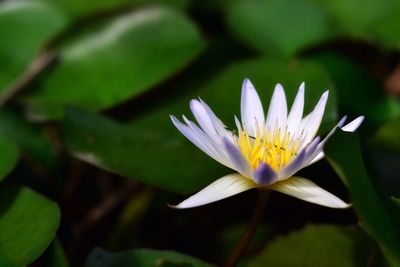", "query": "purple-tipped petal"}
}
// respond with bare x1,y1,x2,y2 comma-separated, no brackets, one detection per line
279,136,321,179
223,137,252,178
253,163,277,185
